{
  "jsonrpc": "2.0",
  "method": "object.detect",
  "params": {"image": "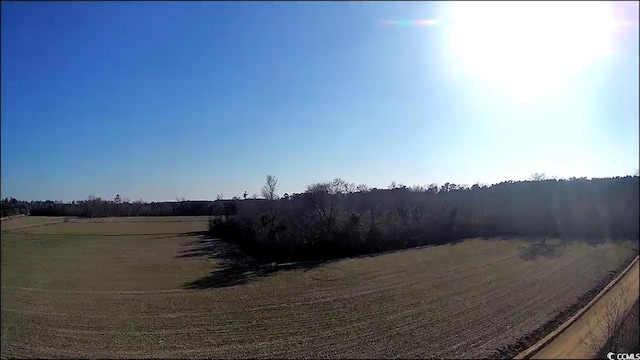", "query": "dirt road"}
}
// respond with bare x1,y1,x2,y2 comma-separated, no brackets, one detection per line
529,256,639,359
